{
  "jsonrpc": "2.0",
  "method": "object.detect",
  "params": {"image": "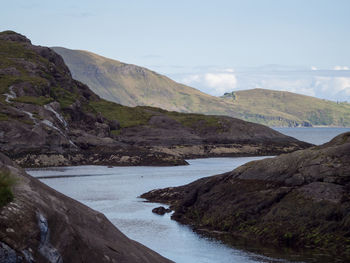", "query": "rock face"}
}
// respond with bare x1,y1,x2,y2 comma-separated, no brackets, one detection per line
0,153,172,263
0,31,311,167
142,132,350,261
